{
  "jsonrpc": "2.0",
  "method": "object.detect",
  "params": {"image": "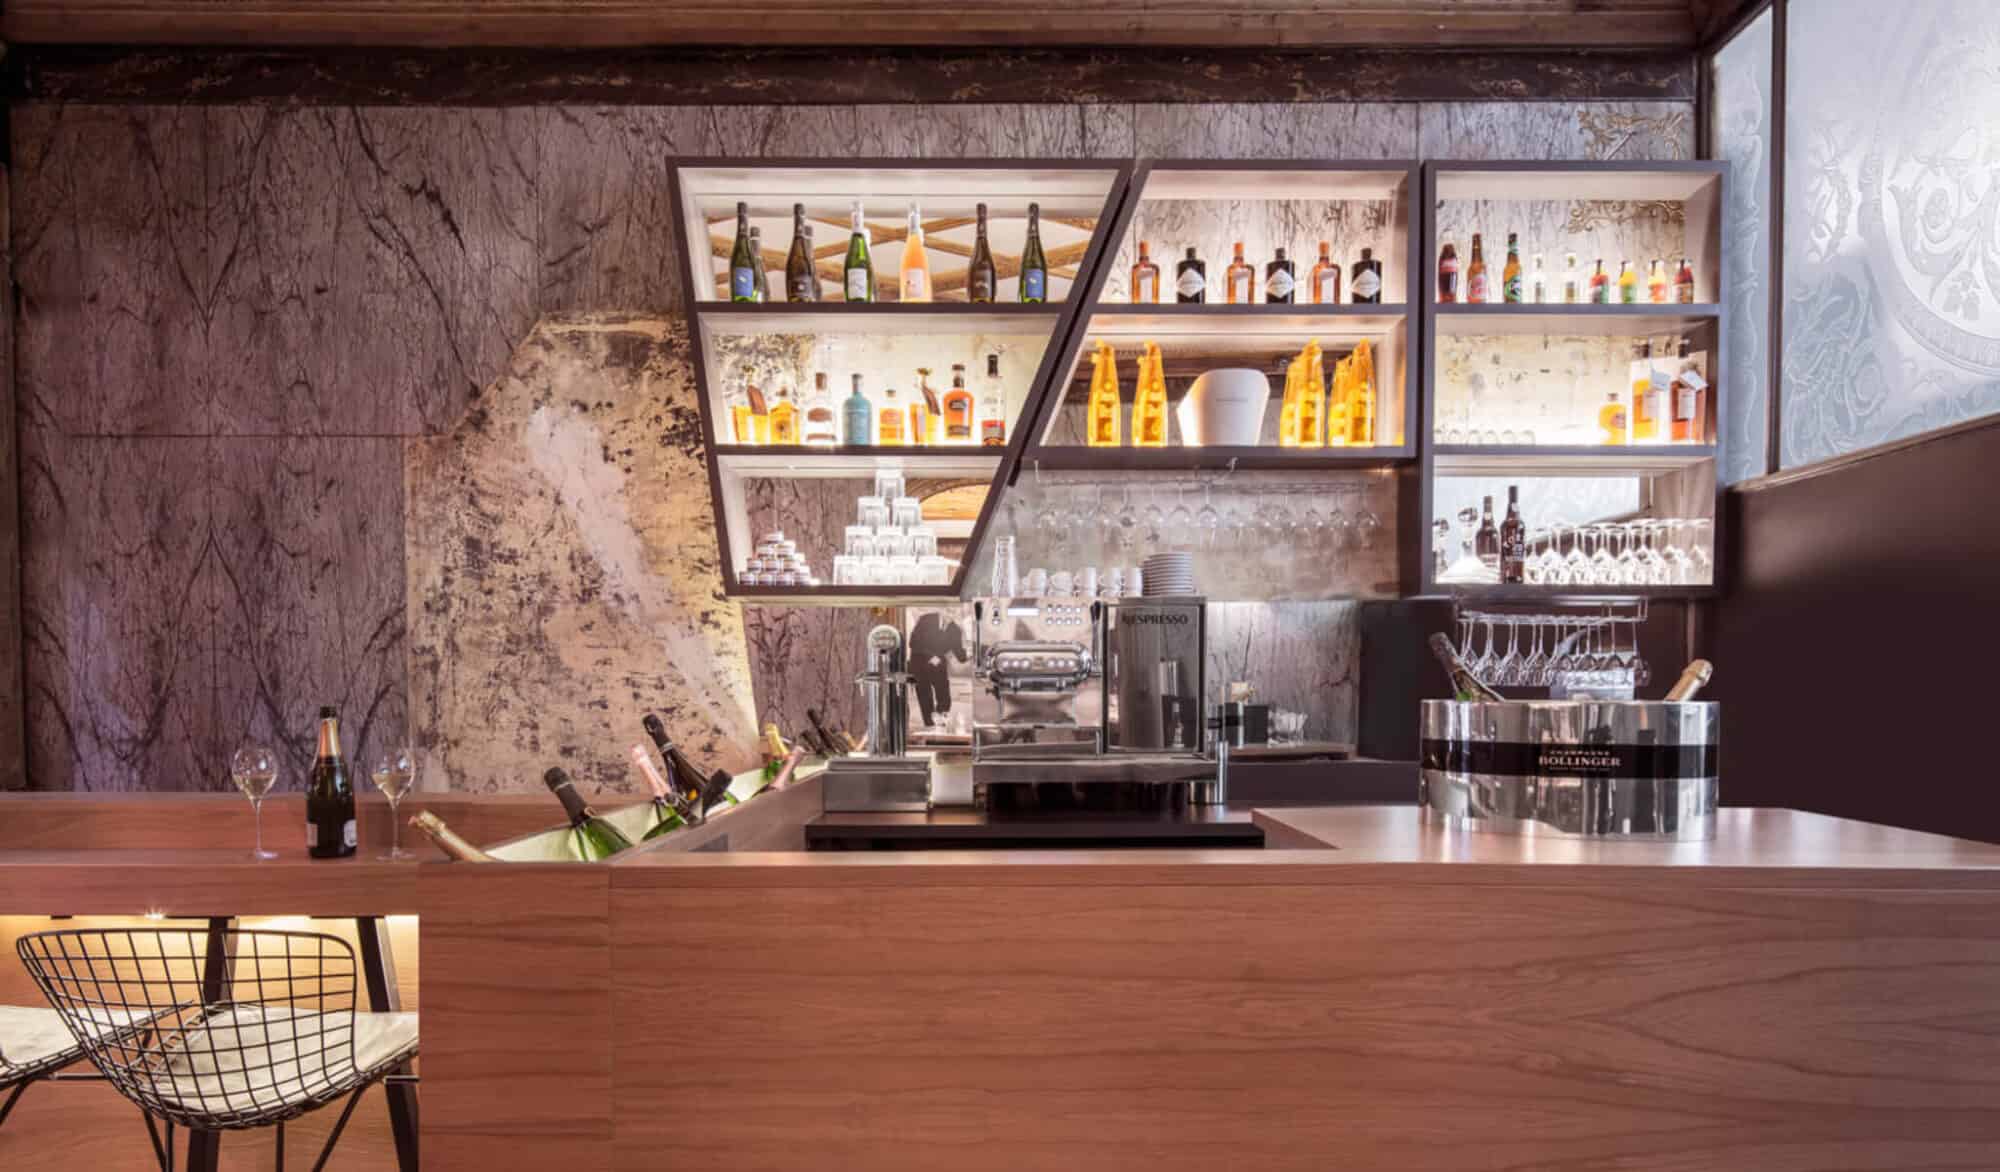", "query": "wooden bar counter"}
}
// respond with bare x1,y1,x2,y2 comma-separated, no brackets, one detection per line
6,796,2000,1171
